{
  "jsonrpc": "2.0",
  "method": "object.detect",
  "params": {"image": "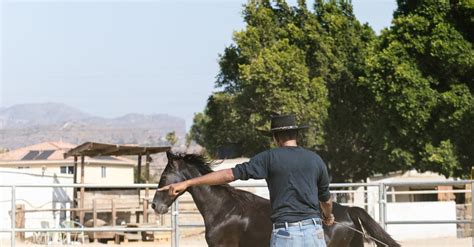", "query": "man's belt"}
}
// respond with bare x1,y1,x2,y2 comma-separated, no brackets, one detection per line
273,218,322,229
